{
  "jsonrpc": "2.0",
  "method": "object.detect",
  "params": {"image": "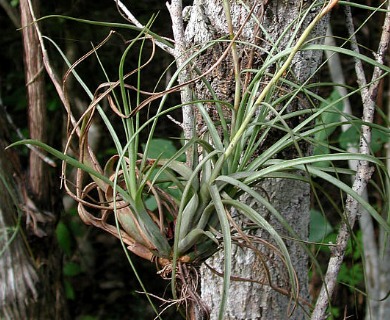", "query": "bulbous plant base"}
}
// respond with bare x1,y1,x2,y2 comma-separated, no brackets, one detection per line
71,156,214,318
